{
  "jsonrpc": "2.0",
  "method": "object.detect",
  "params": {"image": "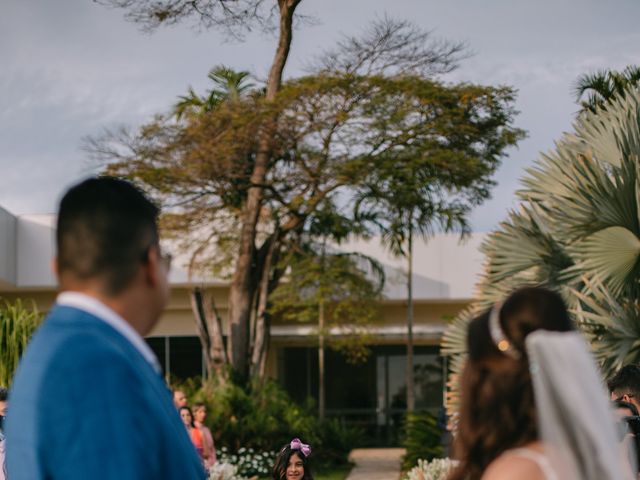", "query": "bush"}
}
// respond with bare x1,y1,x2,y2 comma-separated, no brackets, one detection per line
0,299,41,386
317,418,363,467
173,377,359,469
217,446,275,478
401,412,444,470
